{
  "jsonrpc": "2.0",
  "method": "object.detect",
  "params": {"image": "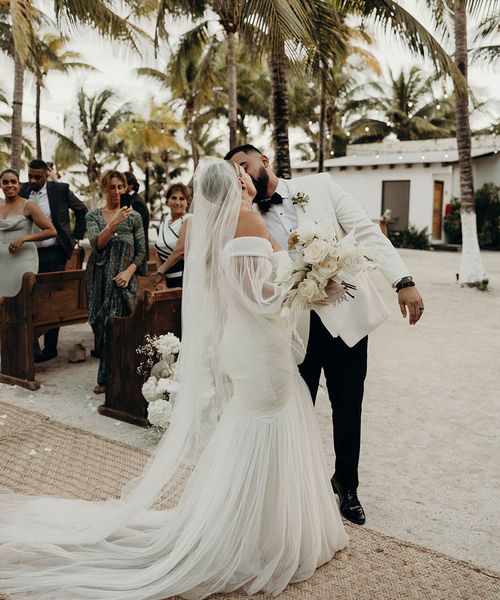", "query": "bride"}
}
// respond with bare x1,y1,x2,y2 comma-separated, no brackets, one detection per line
0,158,348,600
